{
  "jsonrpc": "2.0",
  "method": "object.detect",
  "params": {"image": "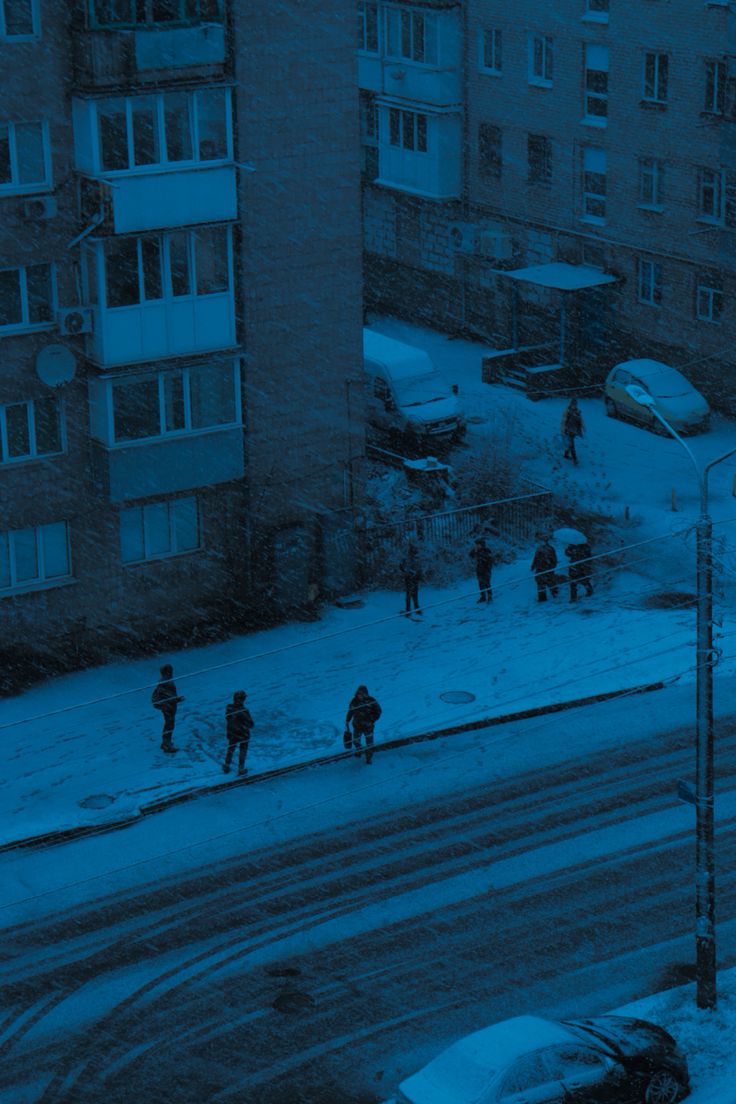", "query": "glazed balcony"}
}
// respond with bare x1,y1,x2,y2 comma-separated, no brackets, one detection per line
73,22,226,89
